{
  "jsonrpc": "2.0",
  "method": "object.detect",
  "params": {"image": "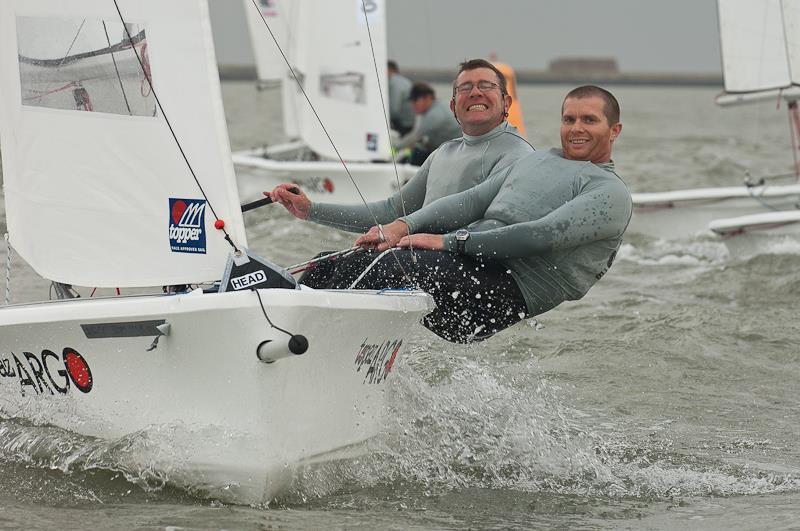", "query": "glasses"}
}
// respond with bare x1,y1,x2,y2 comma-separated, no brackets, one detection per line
454,80,501,94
